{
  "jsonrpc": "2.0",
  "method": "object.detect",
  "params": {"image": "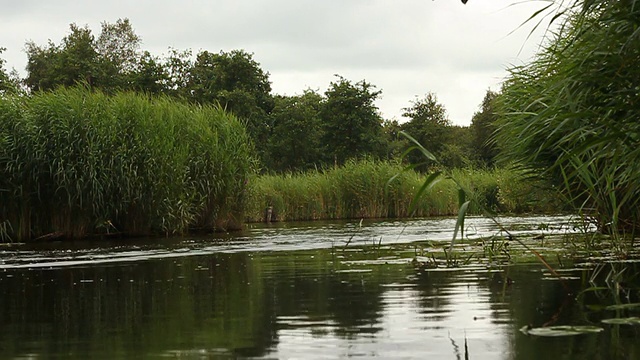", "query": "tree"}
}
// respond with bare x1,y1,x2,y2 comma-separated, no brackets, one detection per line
400,92,451,168
128,51,169,95
186,50,274,160
25,19,143,93
470,89,499,167
438,125,472,169
267,90,325,172
163,48,193,98
25,23,100,91
321,76,385,165
381,119,405,160
0,48,21,95
96,18,141,74
96,18,142,90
